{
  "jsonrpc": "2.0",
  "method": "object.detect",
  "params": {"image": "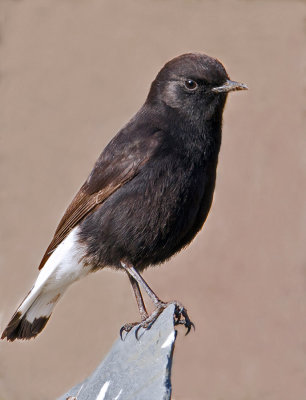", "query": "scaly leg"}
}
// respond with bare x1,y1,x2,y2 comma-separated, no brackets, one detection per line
120,261,194,337
120,276,149,338
128,275,148,320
